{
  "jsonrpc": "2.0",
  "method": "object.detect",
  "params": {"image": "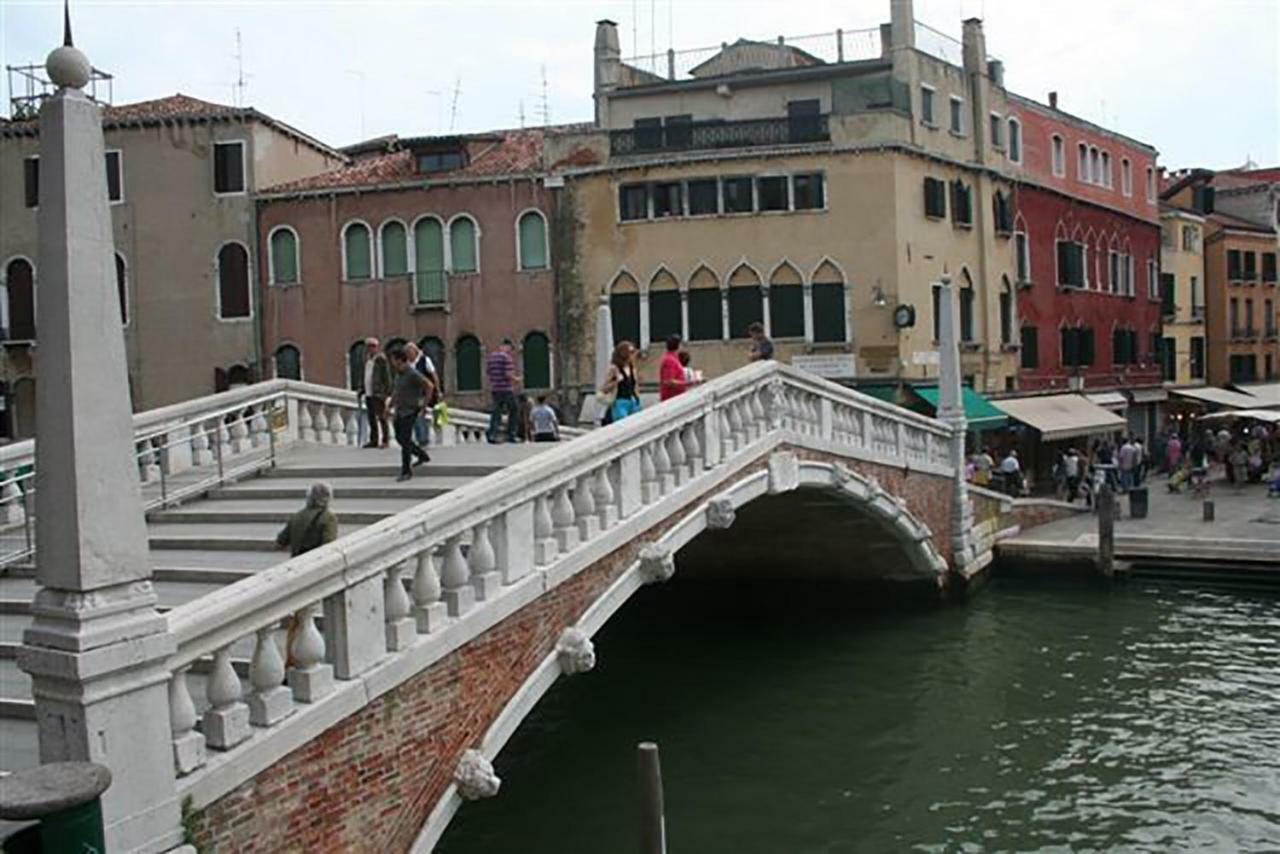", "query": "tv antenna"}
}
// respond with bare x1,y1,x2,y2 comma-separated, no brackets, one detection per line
518,99,526,129
449,77,462,132
232,28,251,106
538,64,551,126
